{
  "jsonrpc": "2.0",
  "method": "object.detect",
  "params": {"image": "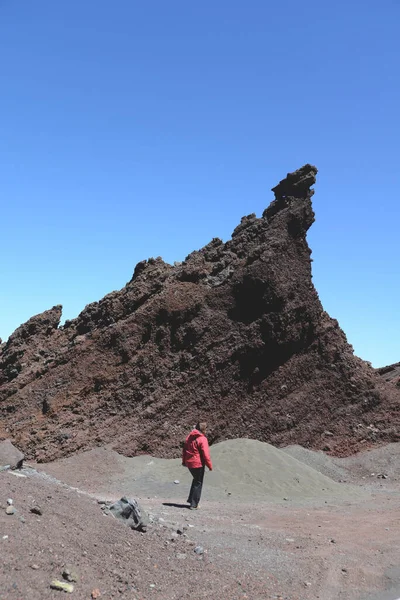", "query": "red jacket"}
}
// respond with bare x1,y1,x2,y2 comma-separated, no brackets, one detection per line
182,429,212,470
